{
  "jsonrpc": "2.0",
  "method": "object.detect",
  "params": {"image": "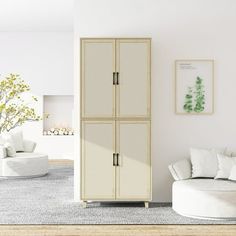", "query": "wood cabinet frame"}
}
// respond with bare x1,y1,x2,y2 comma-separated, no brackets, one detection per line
80,38,152,207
